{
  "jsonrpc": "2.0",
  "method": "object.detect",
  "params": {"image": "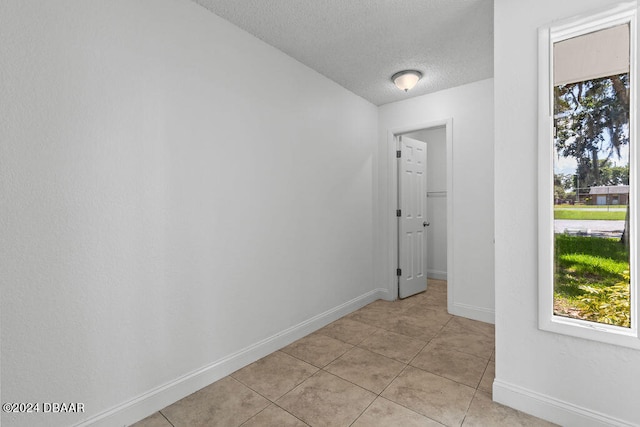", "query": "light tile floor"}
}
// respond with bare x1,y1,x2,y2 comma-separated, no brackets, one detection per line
132,280,556,427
